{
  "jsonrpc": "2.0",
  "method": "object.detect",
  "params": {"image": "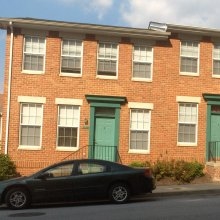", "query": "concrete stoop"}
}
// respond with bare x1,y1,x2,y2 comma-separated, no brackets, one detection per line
206,162,220,181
